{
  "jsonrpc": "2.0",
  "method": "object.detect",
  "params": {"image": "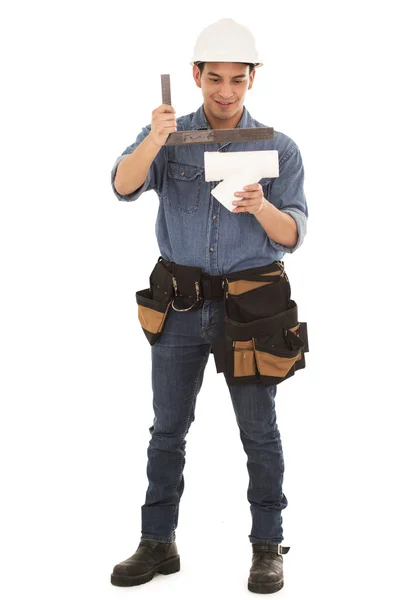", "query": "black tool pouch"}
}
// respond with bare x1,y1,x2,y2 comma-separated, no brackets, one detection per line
135,257,174,346
214,261,309,386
